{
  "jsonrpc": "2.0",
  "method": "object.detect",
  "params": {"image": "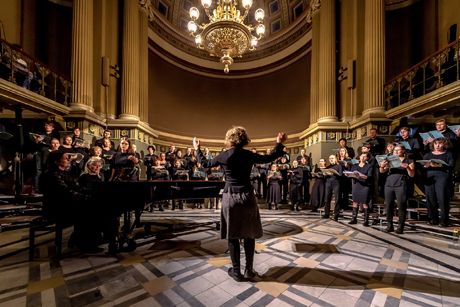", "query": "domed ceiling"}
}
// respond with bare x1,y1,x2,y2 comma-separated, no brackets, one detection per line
148,0,313,75
148,0,420,76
